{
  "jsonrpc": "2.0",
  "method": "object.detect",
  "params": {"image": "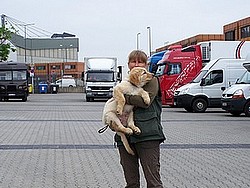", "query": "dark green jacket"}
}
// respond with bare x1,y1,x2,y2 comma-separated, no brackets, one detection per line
115,77,166,145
